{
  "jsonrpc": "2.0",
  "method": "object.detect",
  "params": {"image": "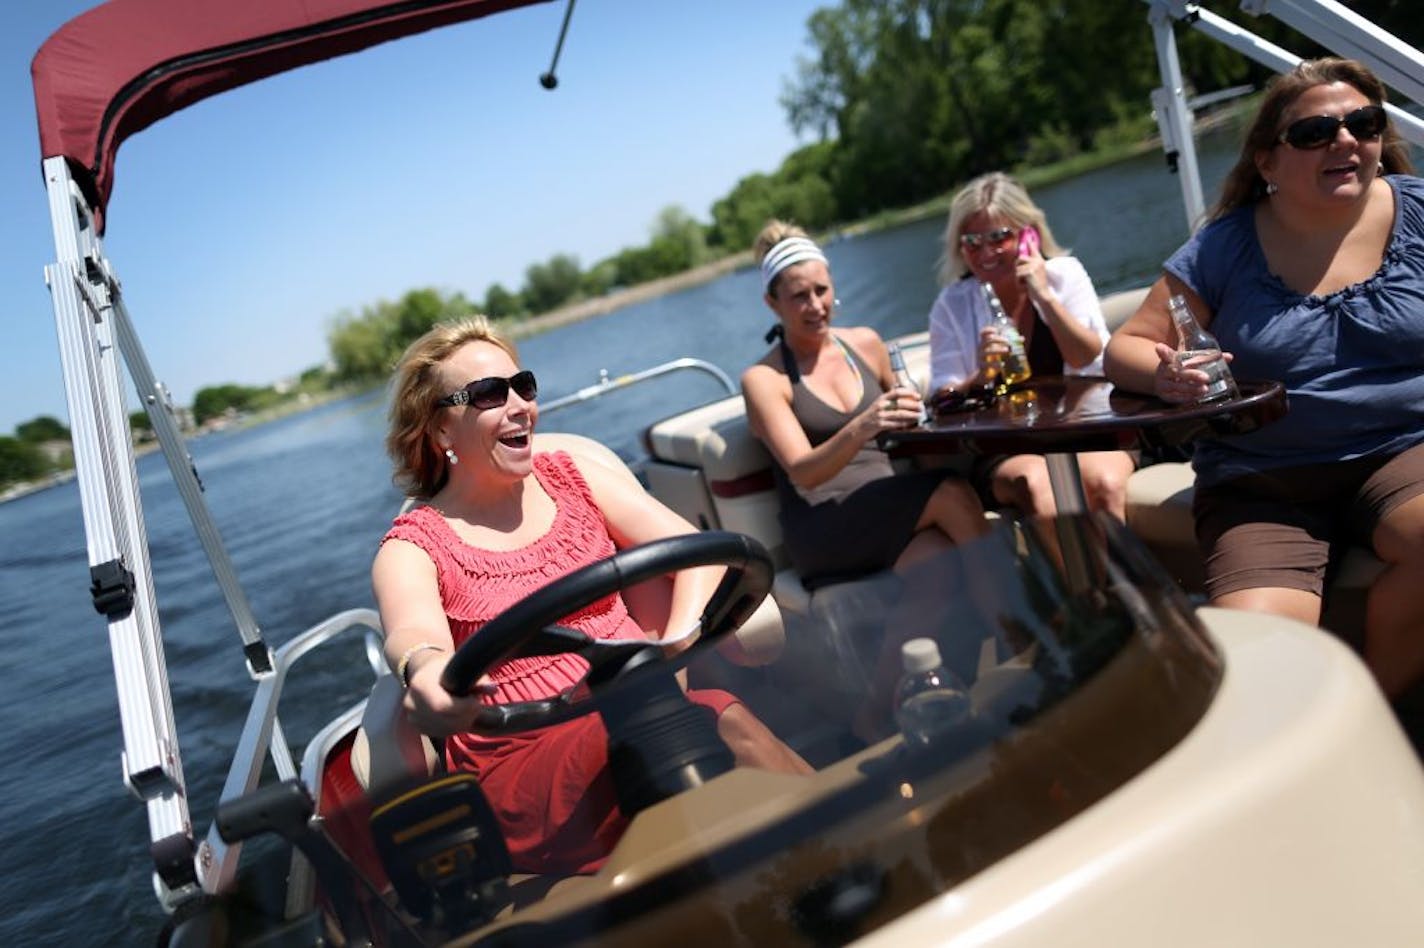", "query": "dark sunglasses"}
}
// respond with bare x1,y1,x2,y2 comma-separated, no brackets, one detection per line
436,370,538,409
1277,105,1386,150
959,226,1017,250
